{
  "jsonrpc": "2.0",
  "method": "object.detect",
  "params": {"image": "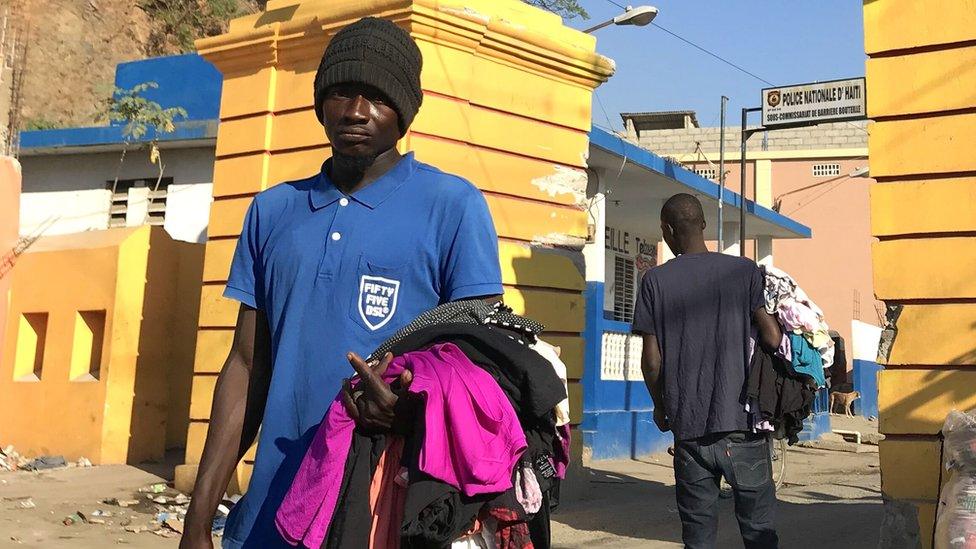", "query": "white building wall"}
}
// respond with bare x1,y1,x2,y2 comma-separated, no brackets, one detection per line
20,189,111,237
18,145,215,243
164,183,214,243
